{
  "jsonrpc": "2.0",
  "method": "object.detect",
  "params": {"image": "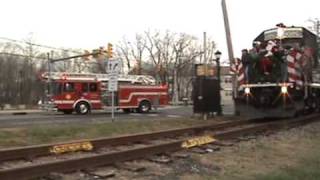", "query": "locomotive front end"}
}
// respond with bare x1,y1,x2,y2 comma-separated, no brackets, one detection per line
233,25,317,118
